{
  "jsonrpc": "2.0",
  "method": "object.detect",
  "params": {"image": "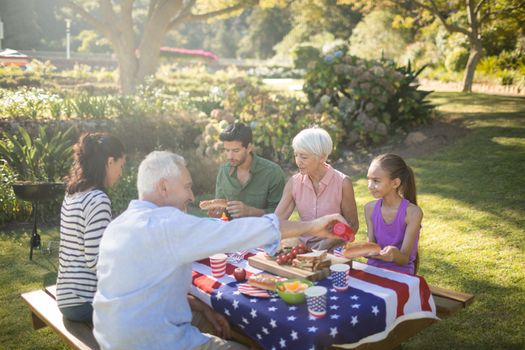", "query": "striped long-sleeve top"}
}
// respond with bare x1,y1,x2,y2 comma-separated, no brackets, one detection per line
56,189,112,308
